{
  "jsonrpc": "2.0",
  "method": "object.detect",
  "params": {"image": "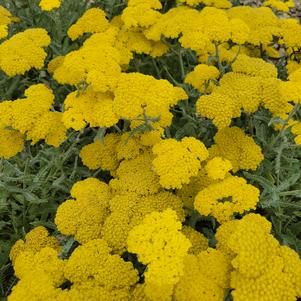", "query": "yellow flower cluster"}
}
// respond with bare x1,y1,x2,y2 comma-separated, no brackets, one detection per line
9,226,60,264
205,157,233,180
0,123,24,159
102,191,184,253
209,127,264,172
127,209,191,301
263,0,295,12
65,133,186,253
0,5,19,39
217,214,301,301
63,87,119,130
0,84,66,156
9,239,138,301
196,92,241,129
0,28,50,76
146,6,250,53
39,0,62,11
9,188,301,301
55,178,111,244
182,226,209,254
185,64,219,92
152,137,209,189
121,0,162,30
196,53,295,129
5,1,301,300
175,249,231,301
114,73,187,127
54,30,121,92
67,8,110,41
194,175,260,223
50,9,186,131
